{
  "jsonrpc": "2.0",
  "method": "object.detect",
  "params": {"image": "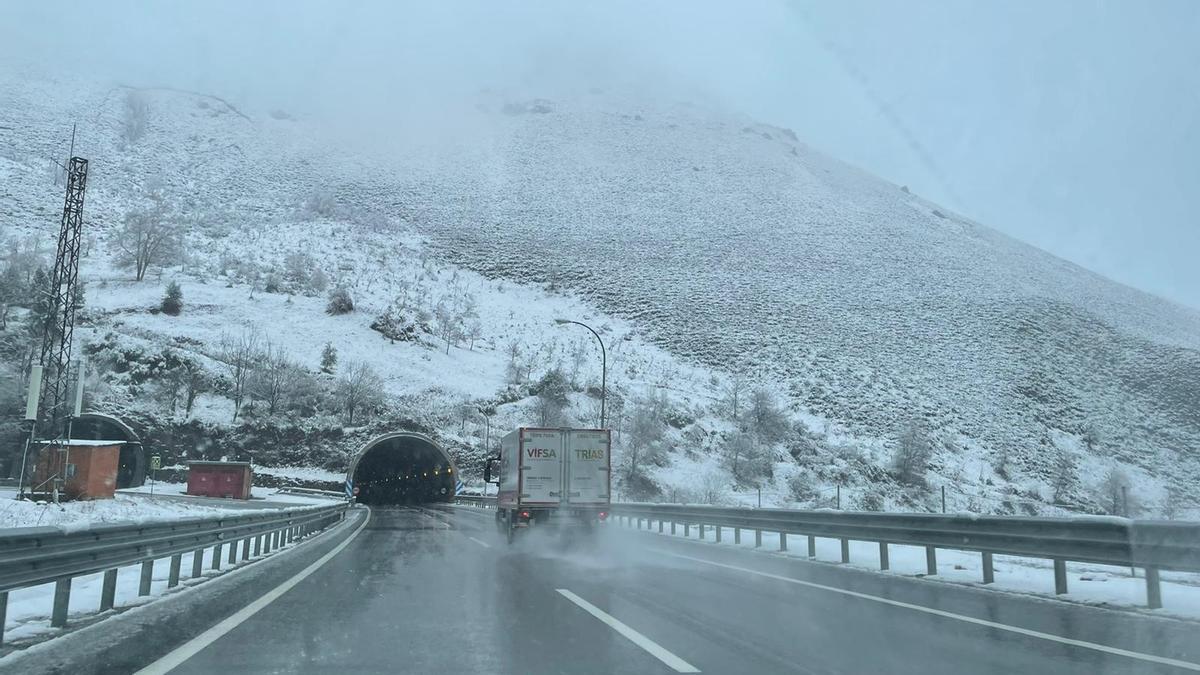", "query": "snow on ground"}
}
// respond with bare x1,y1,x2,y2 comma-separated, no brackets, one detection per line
0,483,330,530
252,464,345,483
119,481,336,504
0,493,251,531
621,519,1200,621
